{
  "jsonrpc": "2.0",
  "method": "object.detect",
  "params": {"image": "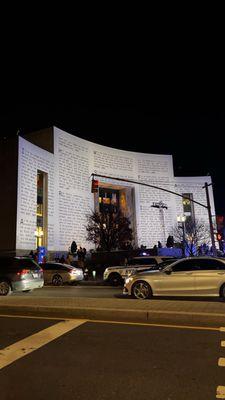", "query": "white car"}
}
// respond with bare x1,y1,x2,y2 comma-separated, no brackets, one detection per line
103,256,177,286
42,262,84,285
123,257,225,300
